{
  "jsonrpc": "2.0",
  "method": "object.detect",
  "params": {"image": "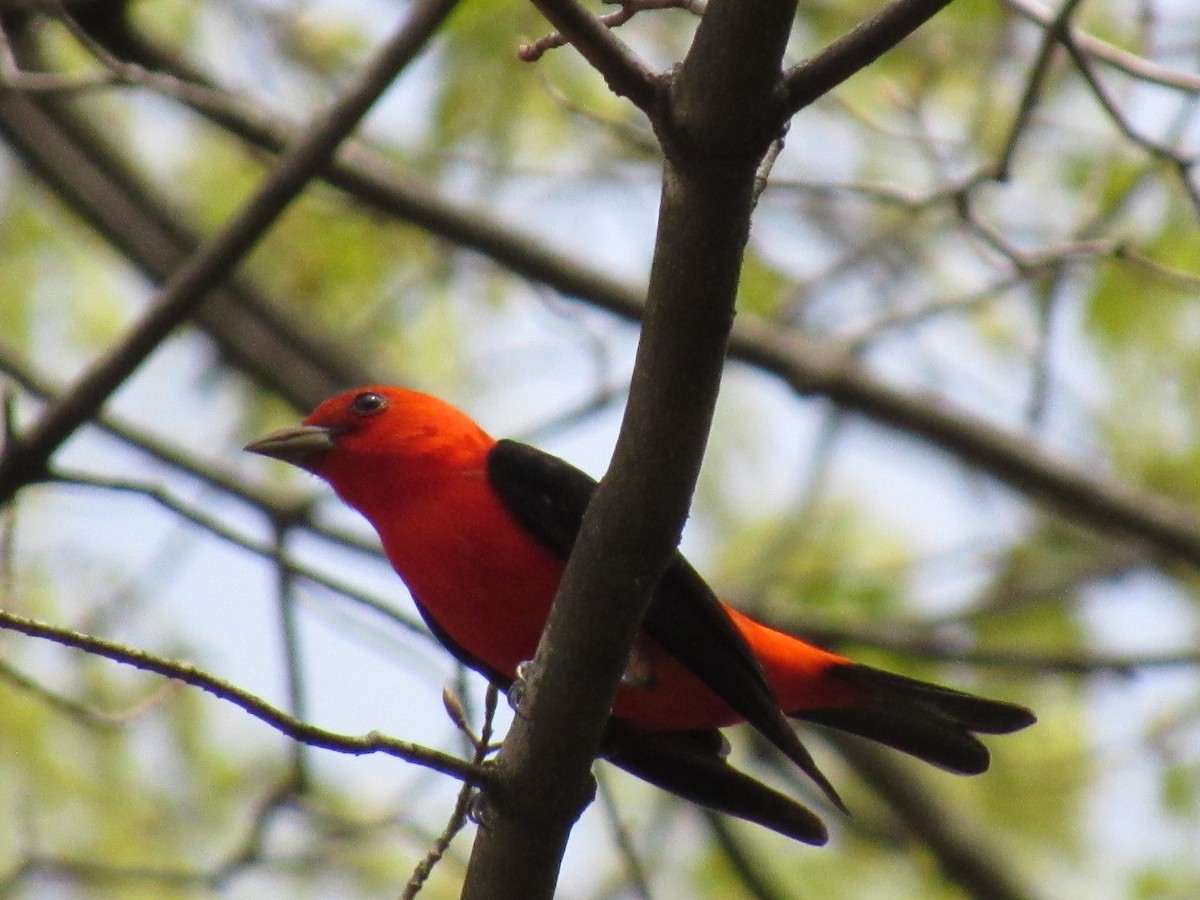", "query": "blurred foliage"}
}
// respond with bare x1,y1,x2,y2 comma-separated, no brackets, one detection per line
716,496,912,621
